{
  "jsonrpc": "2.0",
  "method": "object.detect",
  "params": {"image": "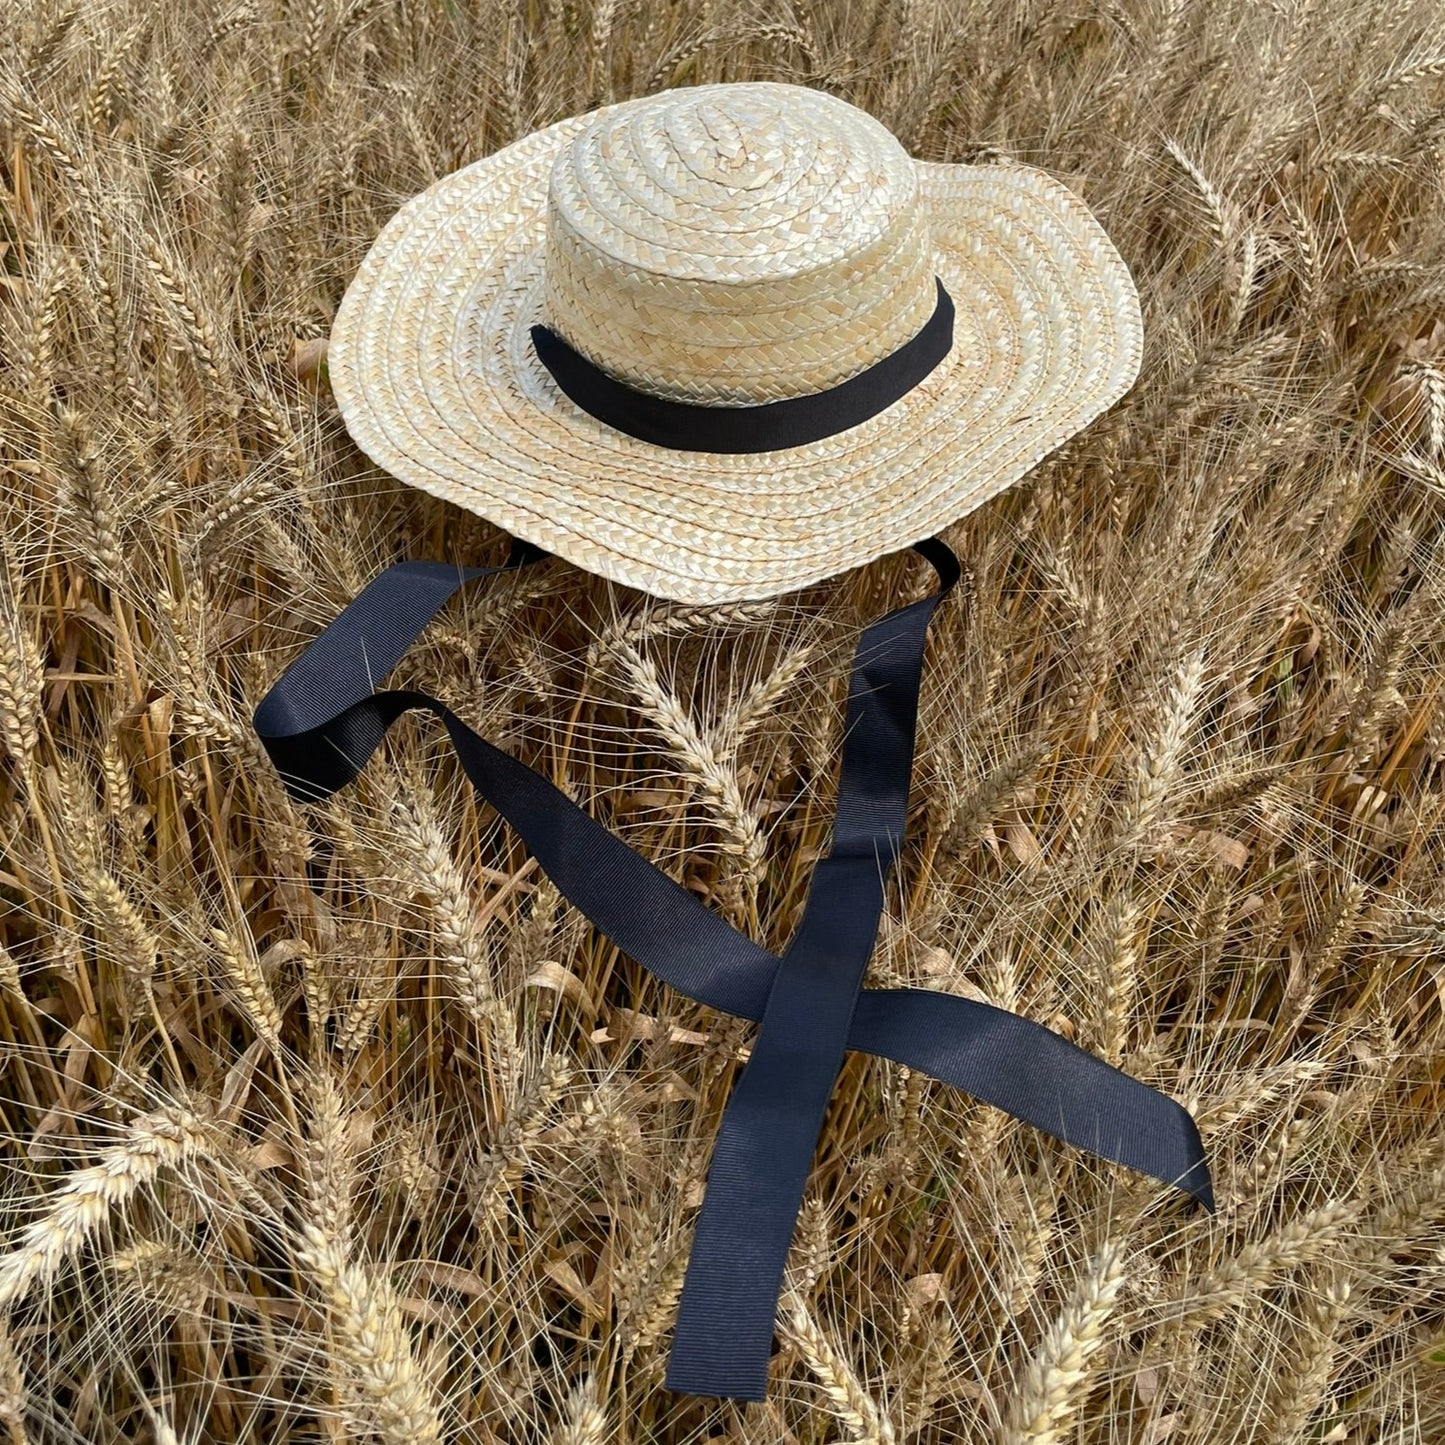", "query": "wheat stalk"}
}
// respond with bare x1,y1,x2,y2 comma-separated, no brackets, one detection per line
719,639,821,749
83,18,149,136
620,1240,689,1366
1260,1265,1355,1443
77,862,160,1007
15,247,69,400
587,594,780,668
0,86,92,198
201,2,256,61
587,0,620,105
0,945,22,1002
25,2,80,73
